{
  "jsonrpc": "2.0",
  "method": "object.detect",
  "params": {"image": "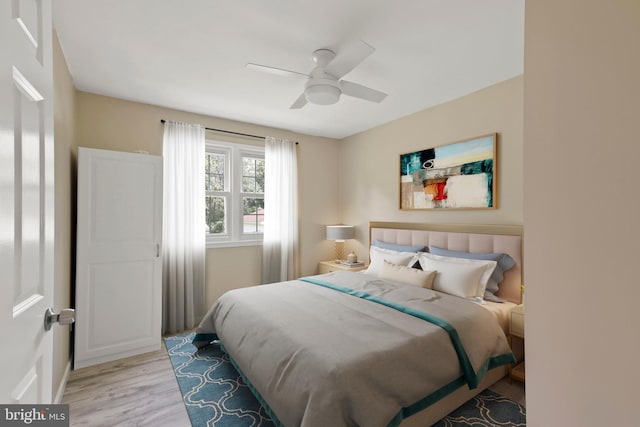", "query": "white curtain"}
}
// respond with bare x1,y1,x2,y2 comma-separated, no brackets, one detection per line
262,137,299,283
162,121,206,334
